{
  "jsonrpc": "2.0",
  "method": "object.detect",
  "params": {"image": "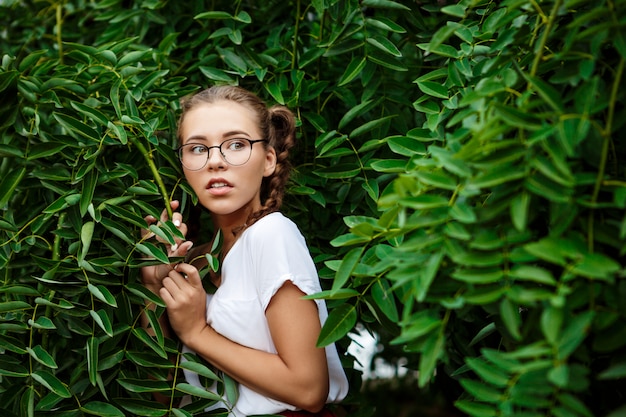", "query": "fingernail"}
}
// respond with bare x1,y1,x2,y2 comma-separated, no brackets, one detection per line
174,219,181,227
171,243,178,251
